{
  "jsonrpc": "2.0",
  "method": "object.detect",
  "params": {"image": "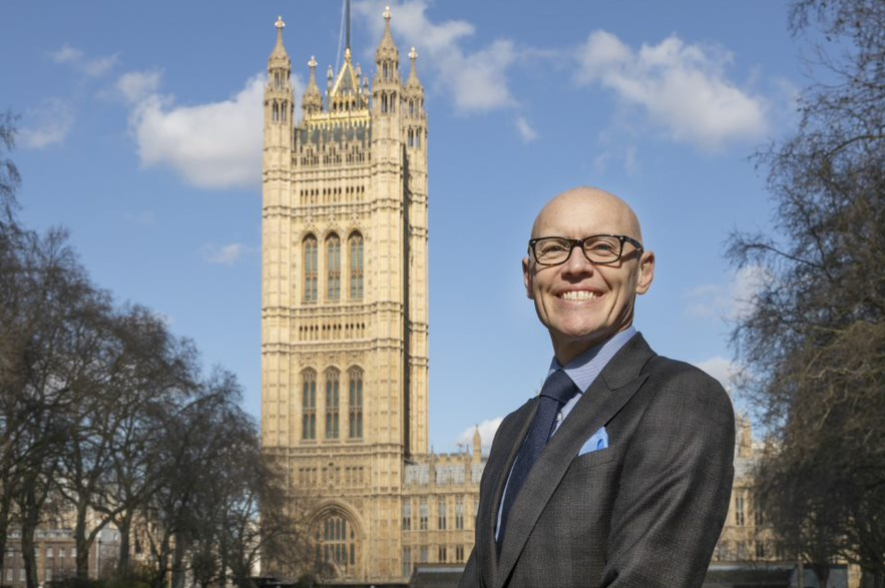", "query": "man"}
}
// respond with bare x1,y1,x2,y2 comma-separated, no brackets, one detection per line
459,187,735,588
